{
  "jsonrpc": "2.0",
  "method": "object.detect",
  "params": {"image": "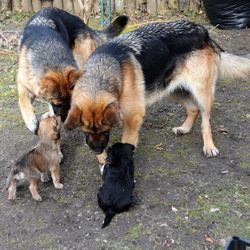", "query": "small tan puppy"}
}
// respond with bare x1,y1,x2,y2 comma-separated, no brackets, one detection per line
6,115,63,201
